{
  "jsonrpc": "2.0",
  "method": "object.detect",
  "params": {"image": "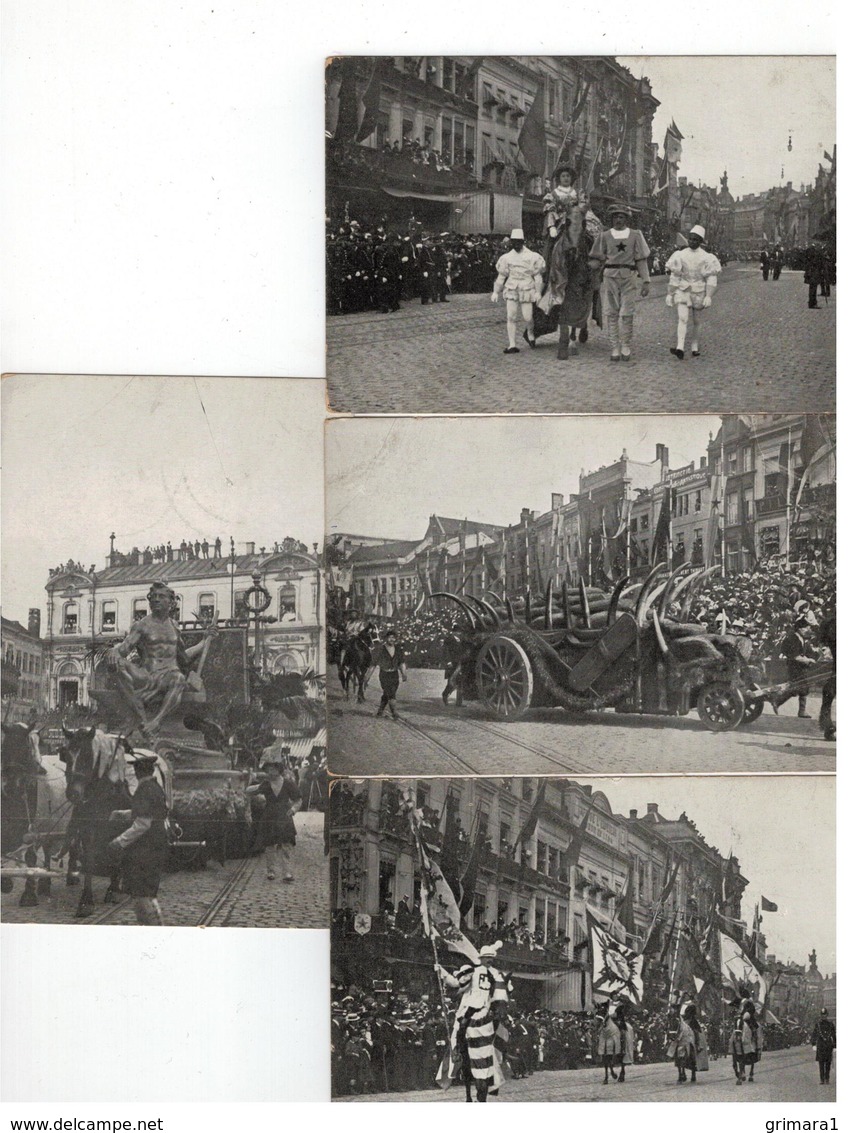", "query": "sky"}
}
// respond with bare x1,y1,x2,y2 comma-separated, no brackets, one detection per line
618,56,835,198
327,415,722,540
1,375,325,622
578,775,835,973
